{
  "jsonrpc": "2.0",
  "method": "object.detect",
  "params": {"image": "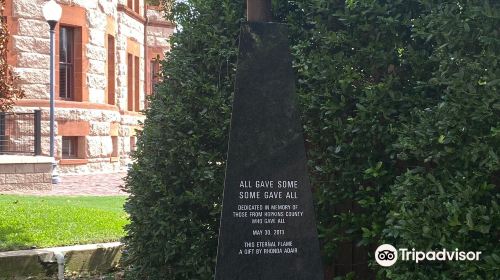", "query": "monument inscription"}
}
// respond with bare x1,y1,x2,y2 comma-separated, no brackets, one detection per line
215,22,323,280
234,179,302,256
